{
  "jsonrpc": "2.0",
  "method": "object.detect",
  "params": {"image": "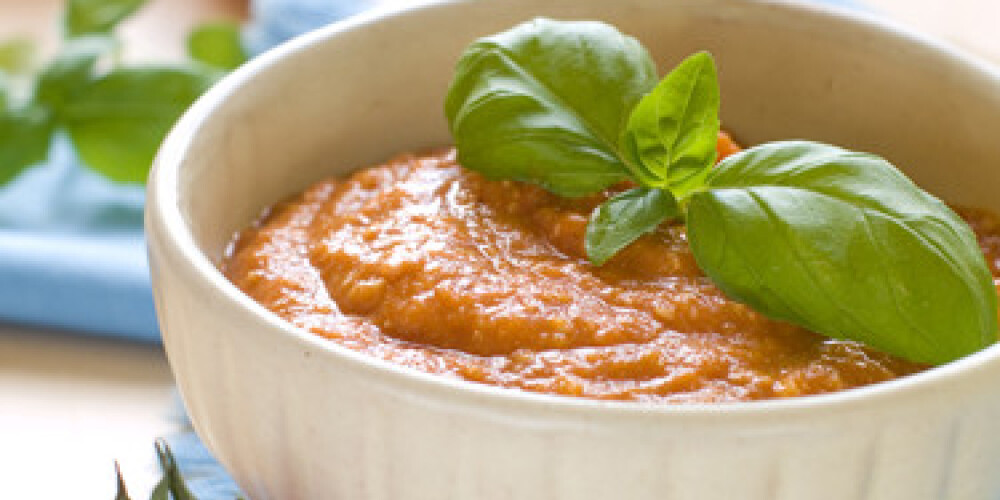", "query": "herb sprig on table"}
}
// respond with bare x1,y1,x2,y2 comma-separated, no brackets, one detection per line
445,18,998,365
0,0,247,186
115,440,244,500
